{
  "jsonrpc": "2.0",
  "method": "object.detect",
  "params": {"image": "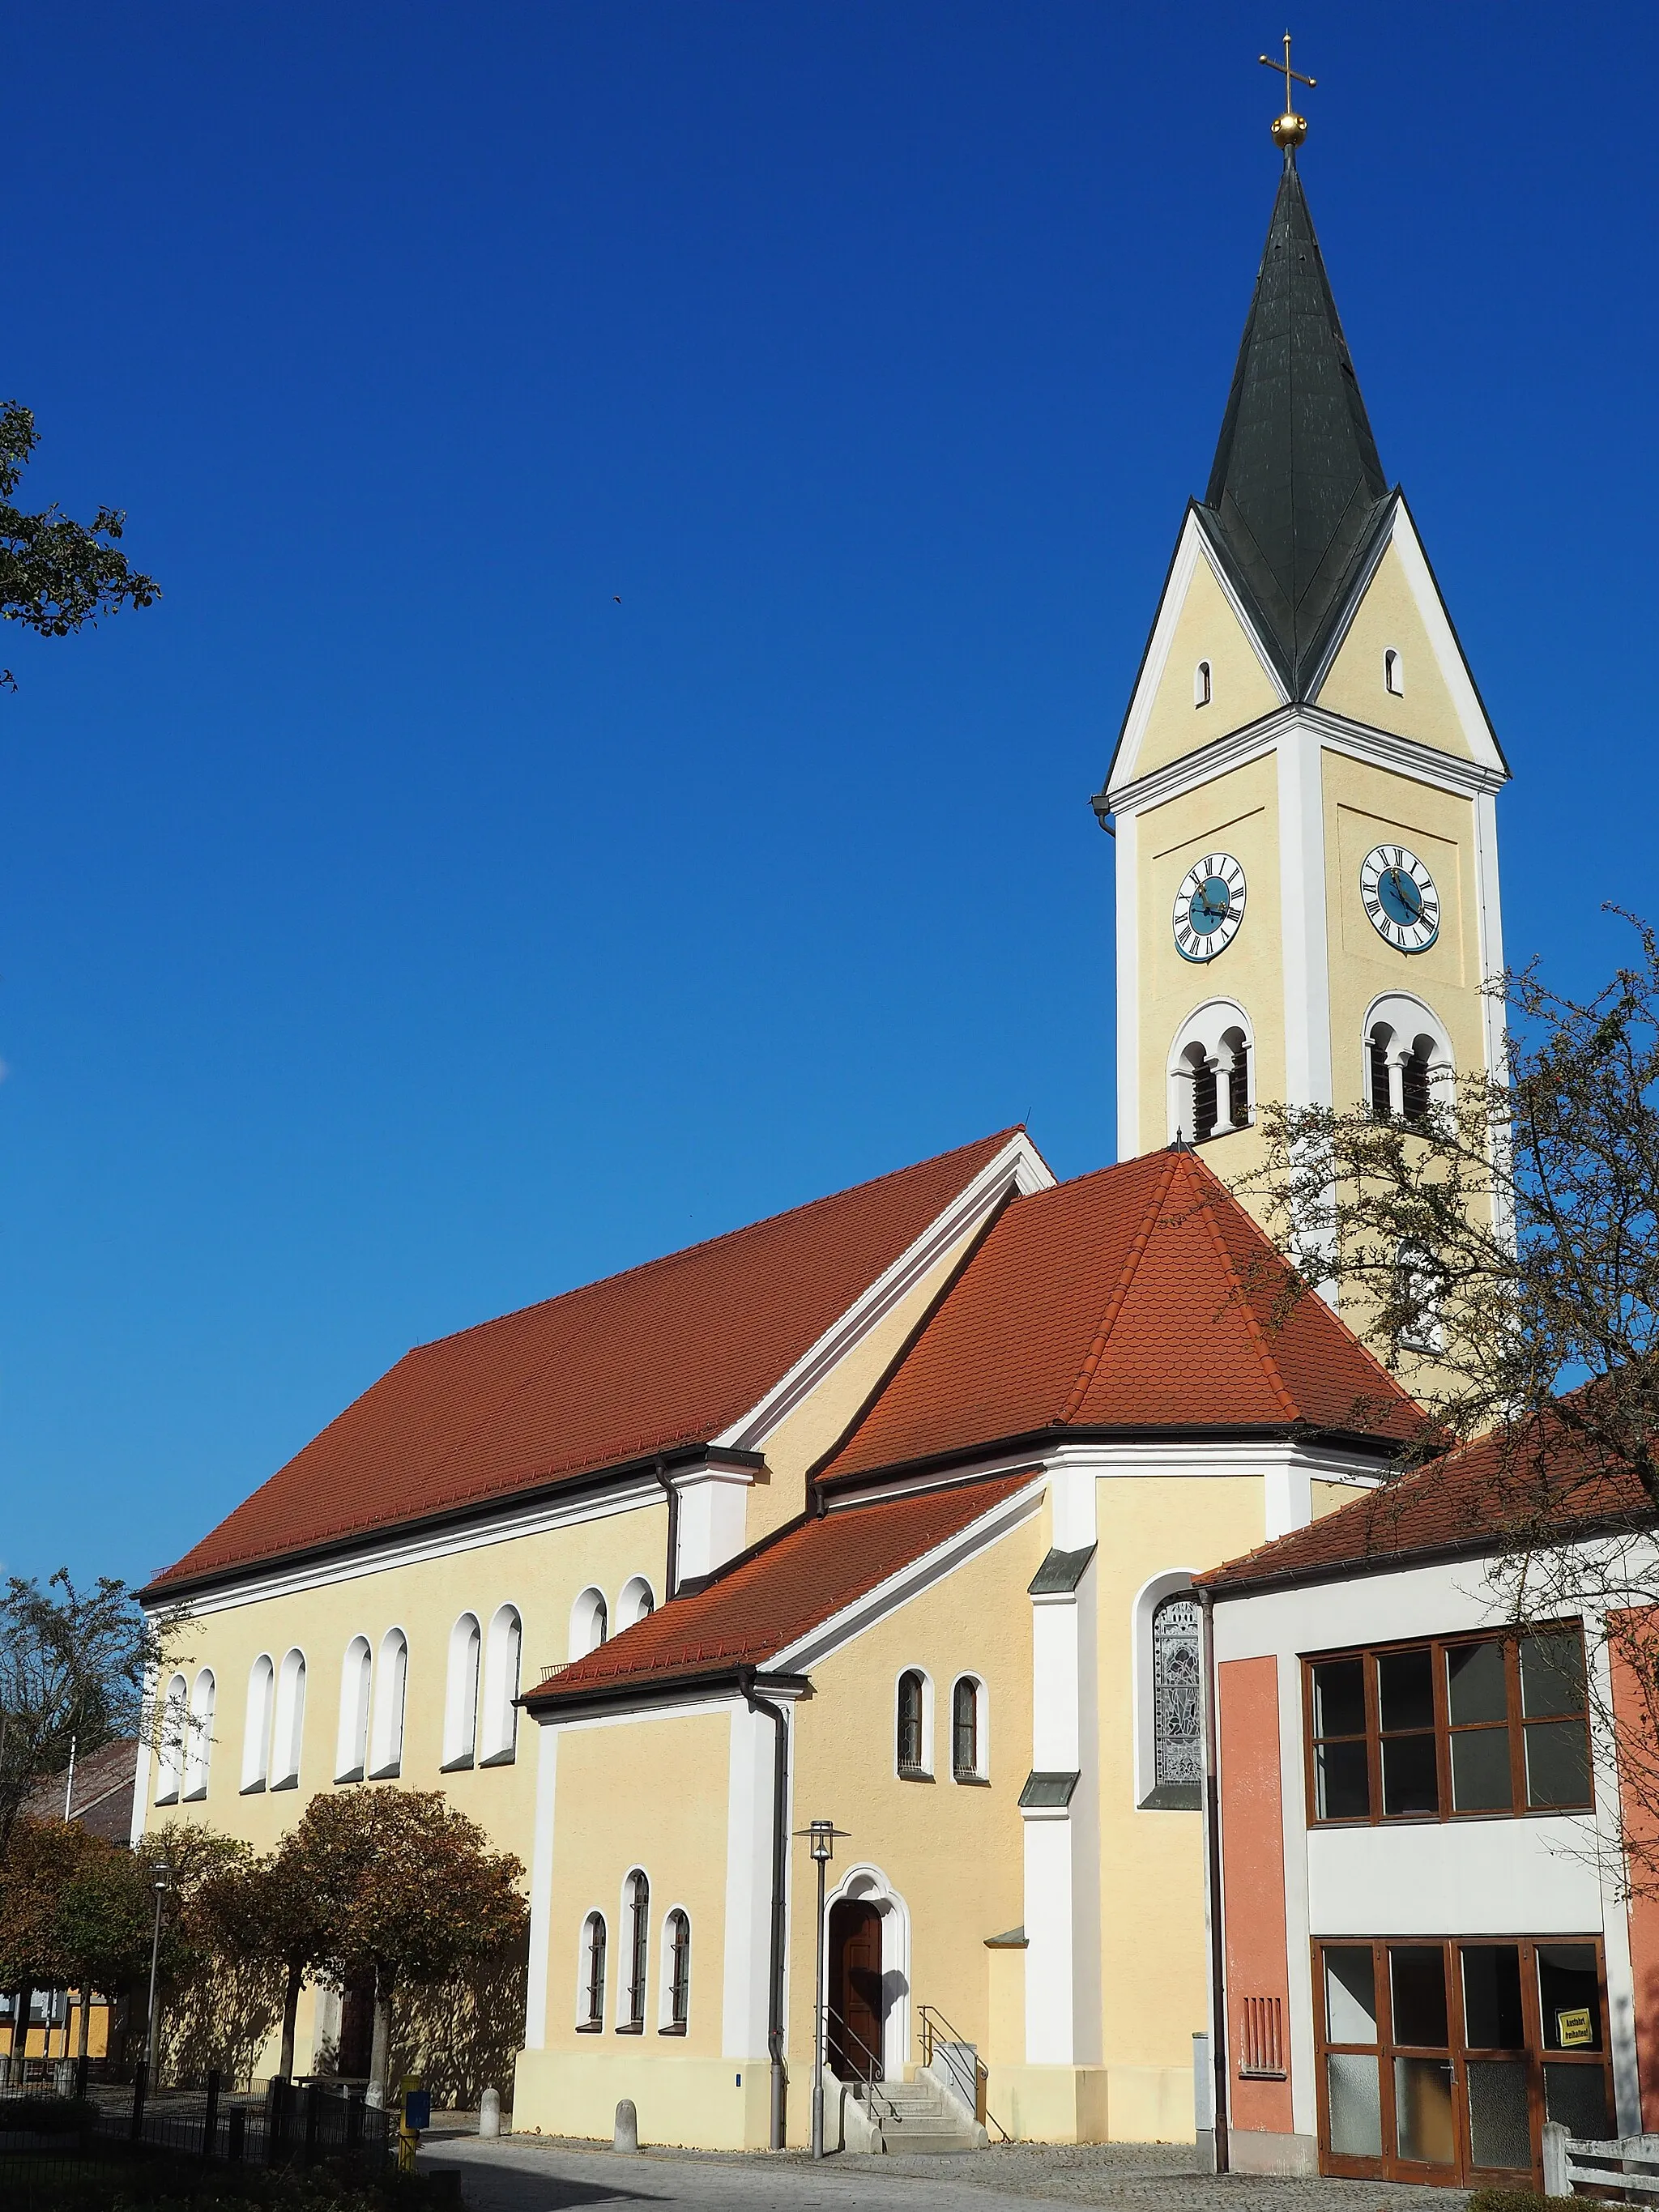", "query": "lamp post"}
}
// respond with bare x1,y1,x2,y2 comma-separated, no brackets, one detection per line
143,1863,173,2080
793,1818,848,2160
